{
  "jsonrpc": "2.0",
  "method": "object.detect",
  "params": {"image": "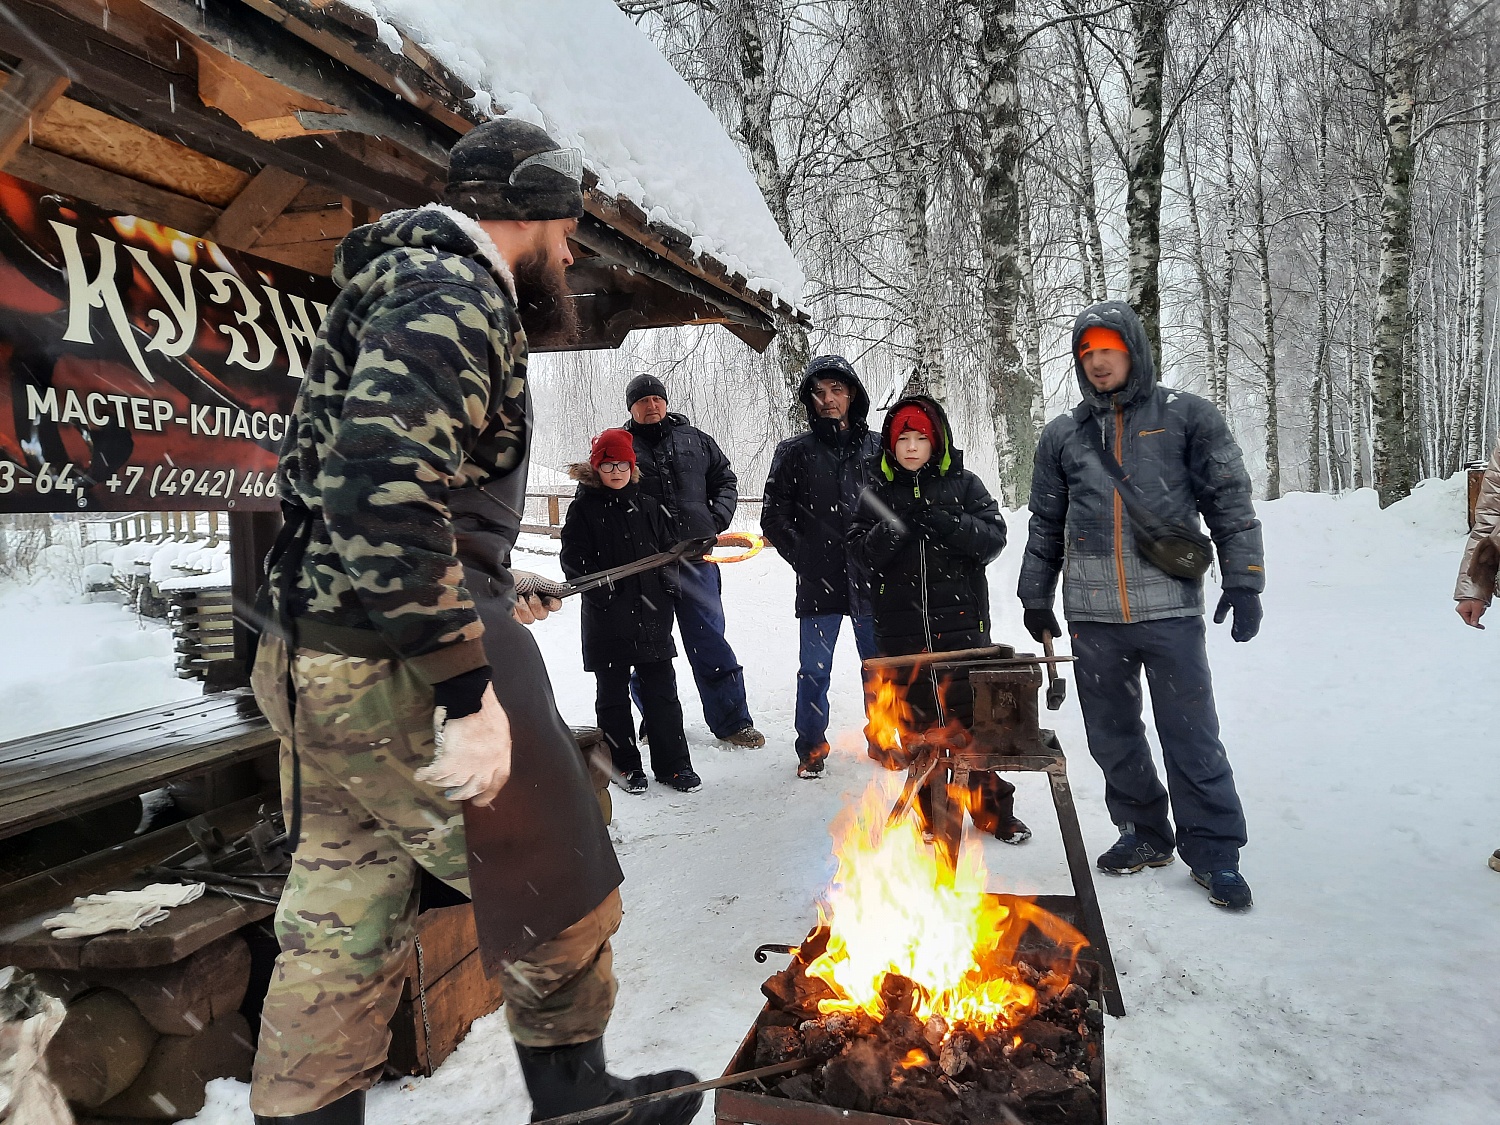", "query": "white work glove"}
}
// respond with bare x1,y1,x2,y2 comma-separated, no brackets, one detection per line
511,572,565,625
43,882,205,939
415,684,513,806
